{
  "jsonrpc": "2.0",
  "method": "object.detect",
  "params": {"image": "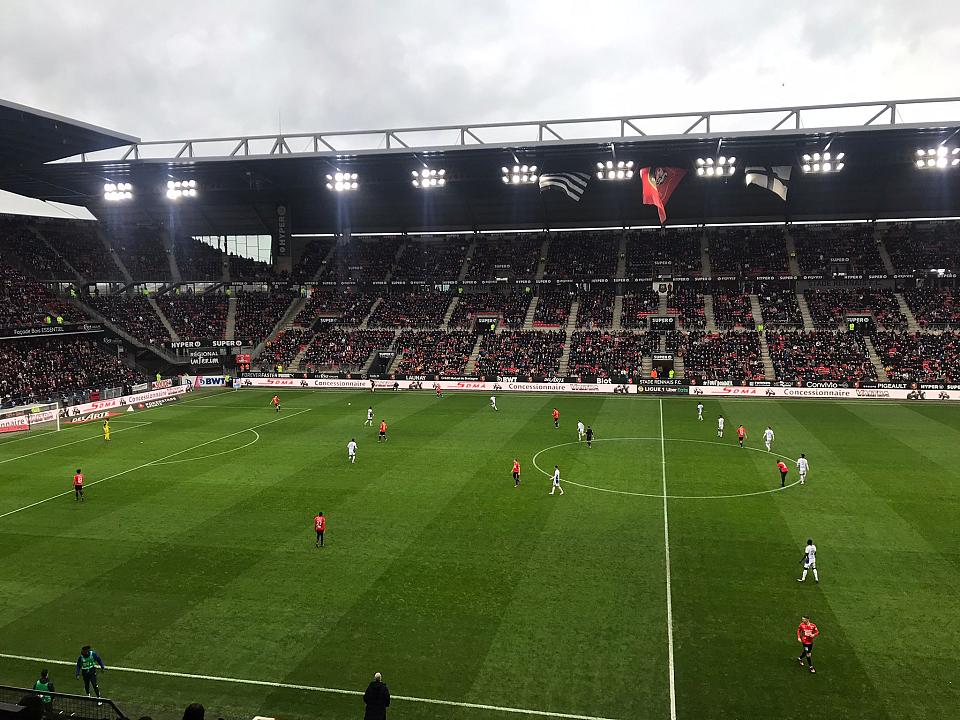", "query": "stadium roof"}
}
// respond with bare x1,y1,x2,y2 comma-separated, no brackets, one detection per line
1,97,958,235
0,98,139,167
